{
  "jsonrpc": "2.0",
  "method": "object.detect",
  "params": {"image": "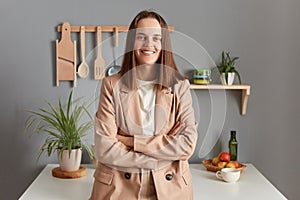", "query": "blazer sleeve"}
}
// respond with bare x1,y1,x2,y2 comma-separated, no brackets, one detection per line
94,77,171,170
133,79,198,161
